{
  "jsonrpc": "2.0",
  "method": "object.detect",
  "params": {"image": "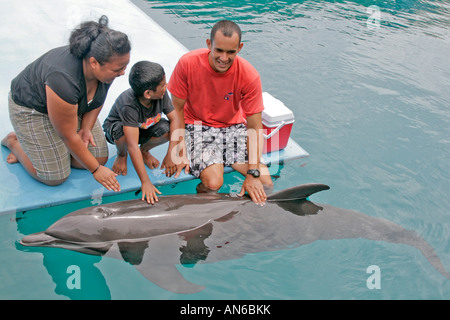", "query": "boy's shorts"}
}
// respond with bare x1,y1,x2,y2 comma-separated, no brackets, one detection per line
8,92,108,182
103,119,170,145
185,122,248,178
